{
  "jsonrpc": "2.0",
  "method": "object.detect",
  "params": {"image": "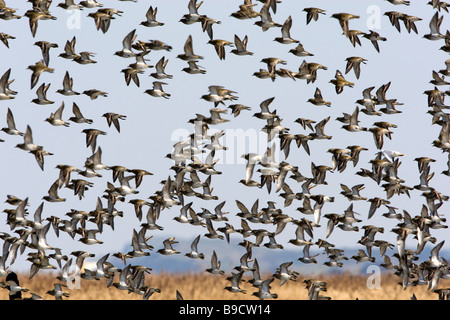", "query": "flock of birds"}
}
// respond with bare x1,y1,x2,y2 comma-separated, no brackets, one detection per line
0,0,449,300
